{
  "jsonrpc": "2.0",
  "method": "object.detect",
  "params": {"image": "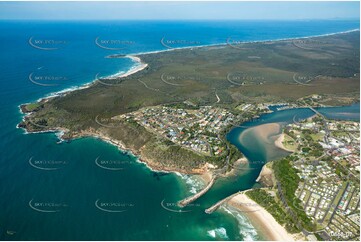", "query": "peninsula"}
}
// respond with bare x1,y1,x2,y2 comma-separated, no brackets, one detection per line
18,30,360,241
19,31,359,174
